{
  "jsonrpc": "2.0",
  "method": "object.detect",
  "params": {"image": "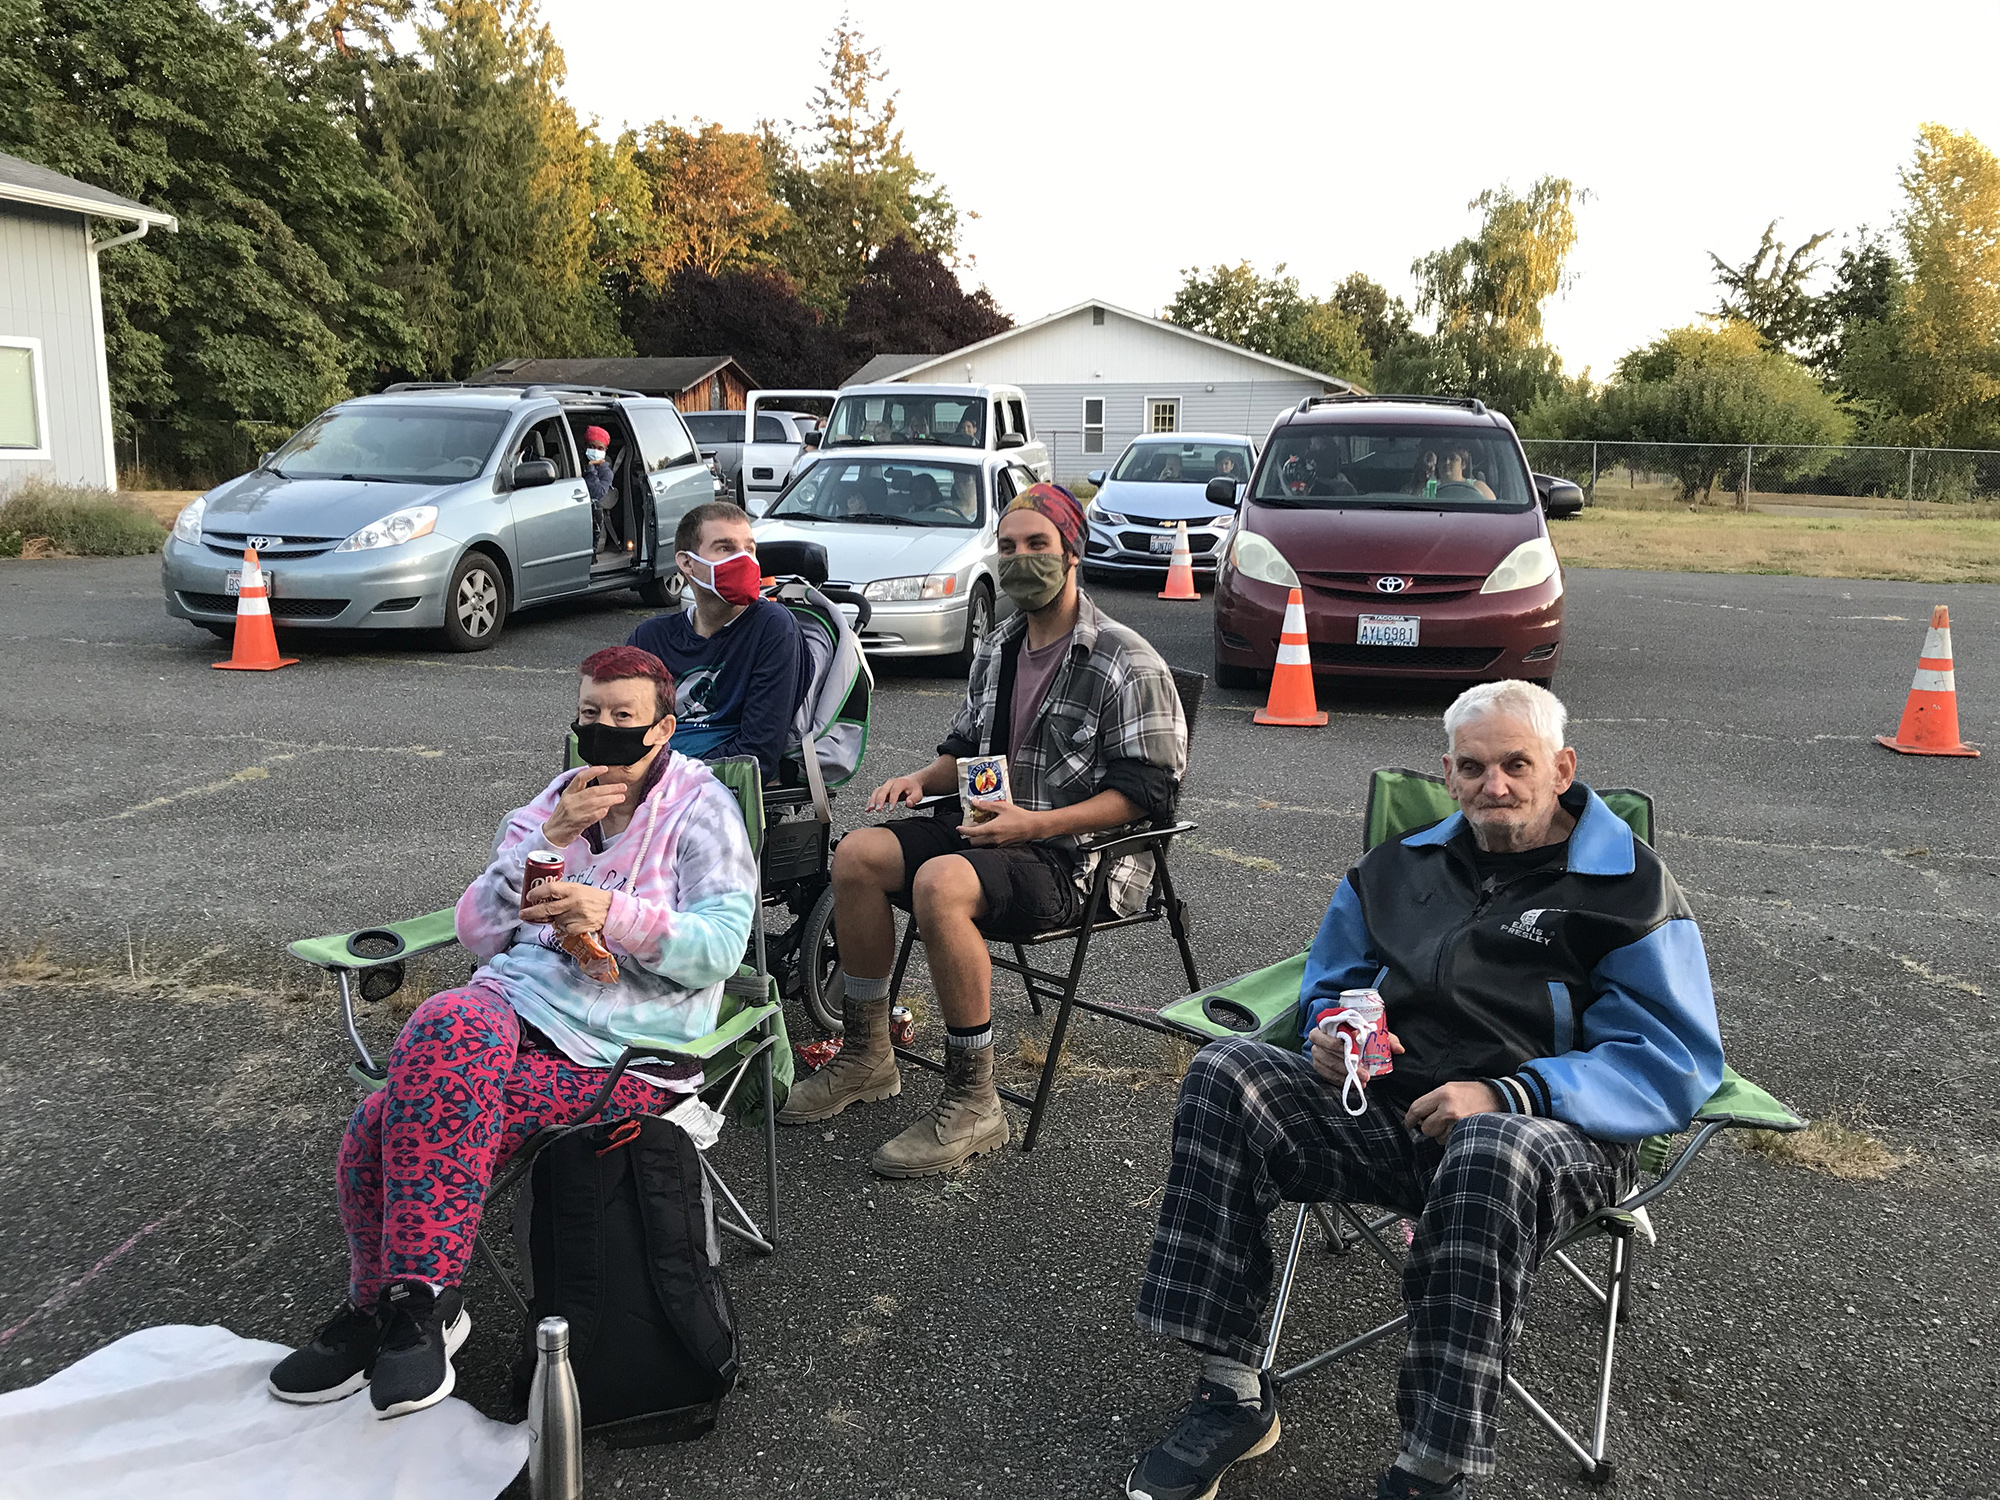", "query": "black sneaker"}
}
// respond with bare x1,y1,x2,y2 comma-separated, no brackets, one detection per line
1360,1465,1469,1499
368,1281,471,1419
1126,1374,1281,1500
267,1300,381,1404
